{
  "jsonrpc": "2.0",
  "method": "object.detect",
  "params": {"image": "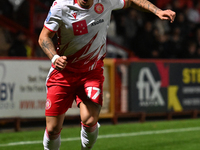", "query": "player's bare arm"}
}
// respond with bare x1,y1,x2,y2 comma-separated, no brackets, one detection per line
38,27,56,58
125,0,176,23
38,27,67,71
